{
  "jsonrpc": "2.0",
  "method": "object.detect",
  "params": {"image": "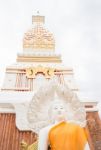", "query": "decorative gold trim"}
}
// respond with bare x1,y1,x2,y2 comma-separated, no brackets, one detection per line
6,68,74,75
32,15,45,24
26,65,55,79
17,56,61,63
23,16,55,50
